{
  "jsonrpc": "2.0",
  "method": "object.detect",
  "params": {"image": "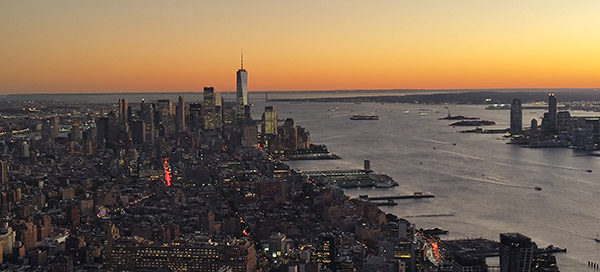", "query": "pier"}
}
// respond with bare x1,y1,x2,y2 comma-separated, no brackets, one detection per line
359,193,435,201
303,160,398,188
